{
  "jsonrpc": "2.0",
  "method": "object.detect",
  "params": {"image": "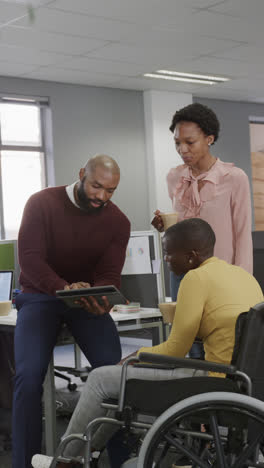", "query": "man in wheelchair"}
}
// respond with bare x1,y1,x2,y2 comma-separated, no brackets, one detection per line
33,218,264,468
